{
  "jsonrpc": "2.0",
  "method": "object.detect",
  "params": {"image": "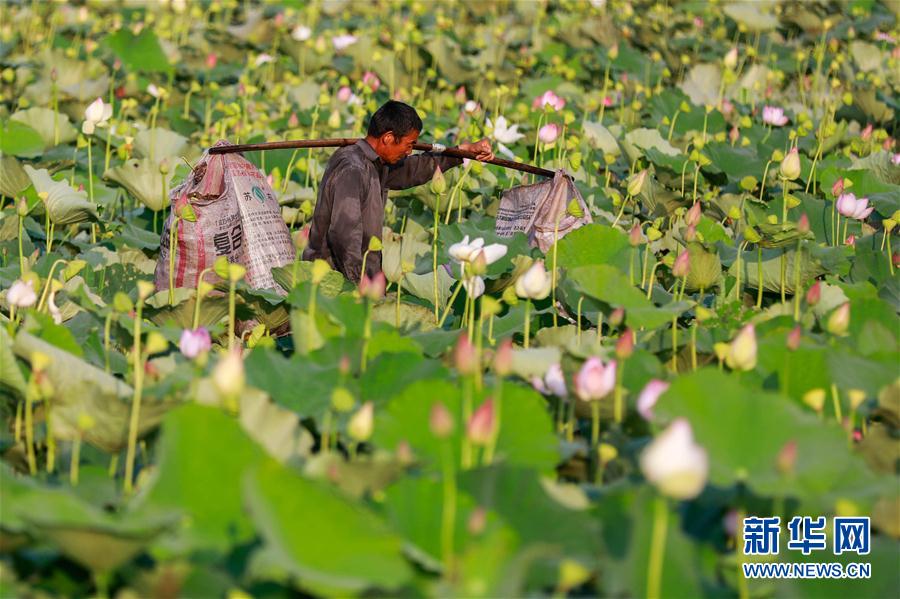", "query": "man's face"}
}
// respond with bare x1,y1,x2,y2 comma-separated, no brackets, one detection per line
380,129,419,164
